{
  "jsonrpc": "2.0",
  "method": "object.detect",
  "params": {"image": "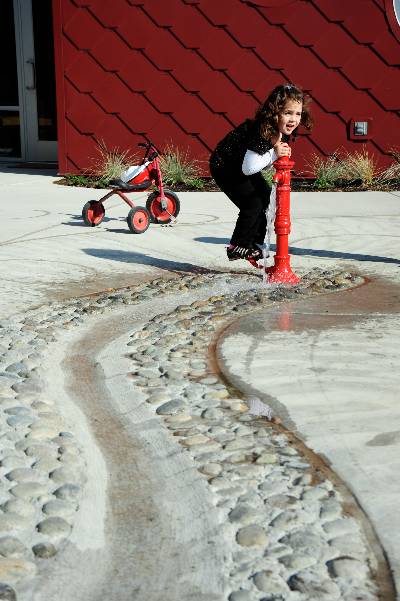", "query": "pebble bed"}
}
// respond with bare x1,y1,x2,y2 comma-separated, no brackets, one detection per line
0,267,379,600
